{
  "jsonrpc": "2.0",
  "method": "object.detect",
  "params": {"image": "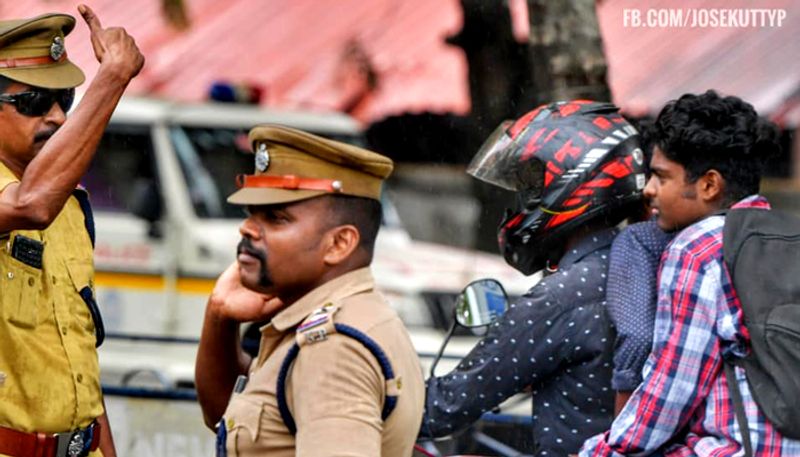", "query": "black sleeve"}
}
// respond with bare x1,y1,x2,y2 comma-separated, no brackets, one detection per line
419,281,572,438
